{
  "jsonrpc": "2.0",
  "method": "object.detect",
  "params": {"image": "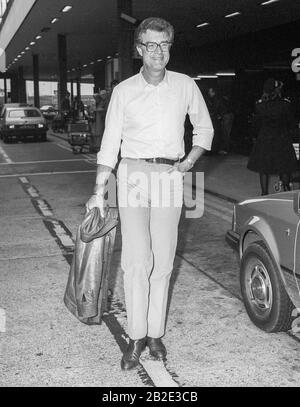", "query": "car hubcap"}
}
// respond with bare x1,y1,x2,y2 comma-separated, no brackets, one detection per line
246,261,273,317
